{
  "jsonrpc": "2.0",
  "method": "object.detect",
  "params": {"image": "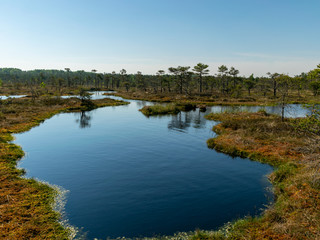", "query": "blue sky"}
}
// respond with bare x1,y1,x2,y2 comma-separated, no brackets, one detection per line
1,0,319,76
